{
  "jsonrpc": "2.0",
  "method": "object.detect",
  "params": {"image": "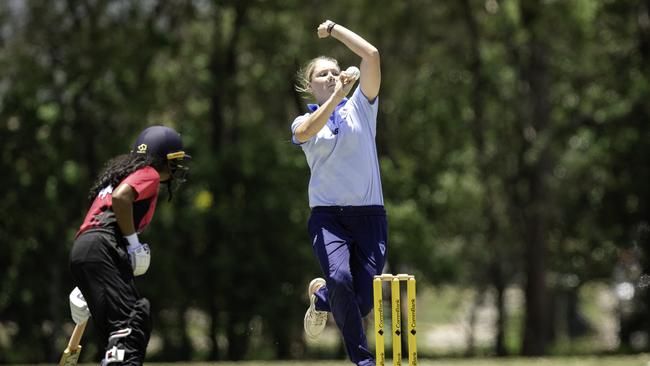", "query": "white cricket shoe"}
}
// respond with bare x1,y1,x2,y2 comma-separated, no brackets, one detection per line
304,278,328,339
